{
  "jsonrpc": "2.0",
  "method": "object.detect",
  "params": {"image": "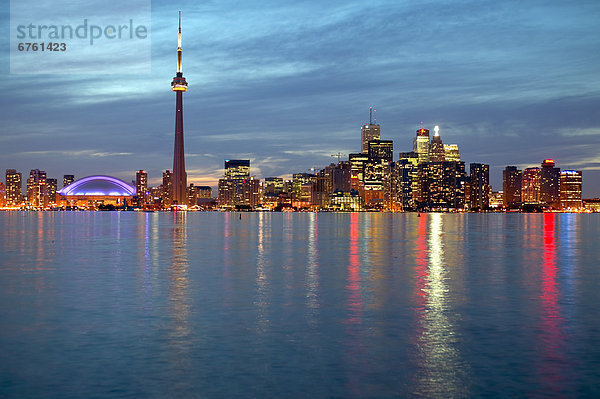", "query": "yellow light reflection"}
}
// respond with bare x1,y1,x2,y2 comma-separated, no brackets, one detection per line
414,213,468,397
305,212,319,325
255,212,271,333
